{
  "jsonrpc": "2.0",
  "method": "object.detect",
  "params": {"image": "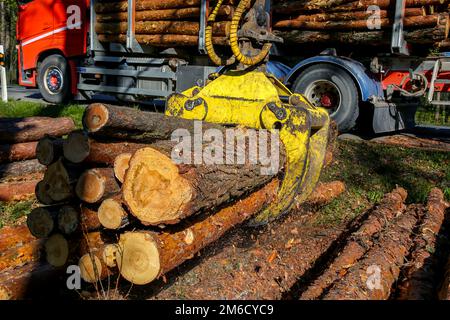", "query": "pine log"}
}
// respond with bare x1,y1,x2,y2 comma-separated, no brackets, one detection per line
75,168,120,204
0,117,75,143
274,14,444,30
117,179,279,285
95,0,201,13
80,205,102,232
123,132,284,225
44,233,69,267
40,159,78,203
35,180,53,205
26,207,57,238
63,131,90,164
98,196,129,230
96,6,234,22
0,239,44,272
97,33,228,46
83,103,221,142
36,137,63,166
57,205,80,235
0,224,35,253
0,159,45,179
300,187,408,300
114,153,132,183
0,141,38,164
96,21,230,36
0,179,40,202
